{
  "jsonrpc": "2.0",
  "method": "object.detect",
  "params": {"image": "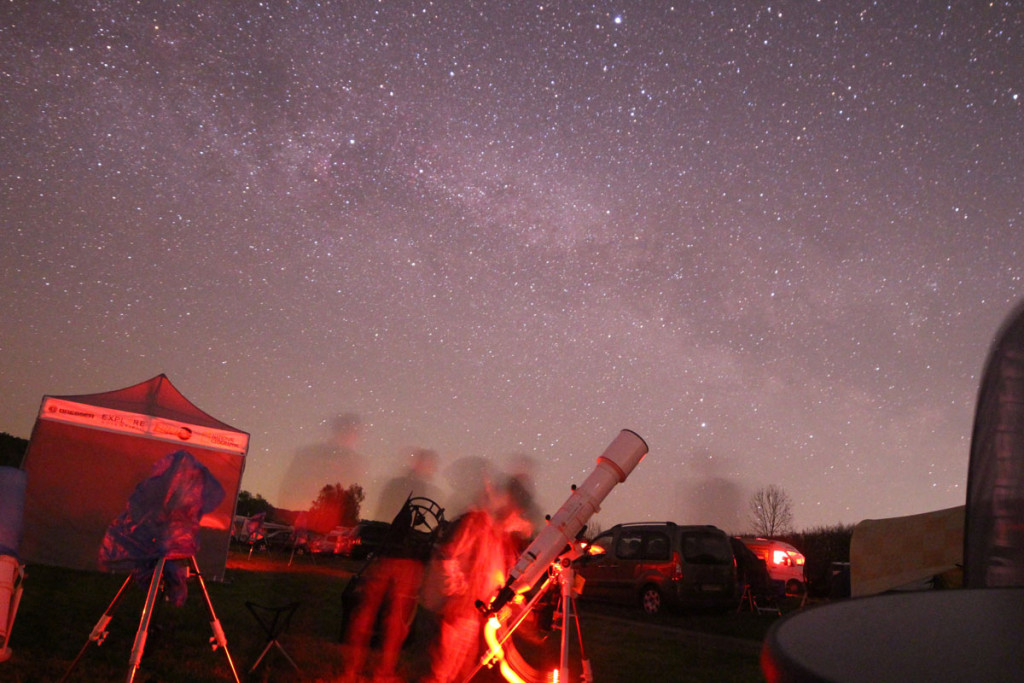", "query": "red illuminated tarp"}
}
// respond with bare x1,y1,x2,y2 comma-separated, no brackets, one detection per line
21,375,248,581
